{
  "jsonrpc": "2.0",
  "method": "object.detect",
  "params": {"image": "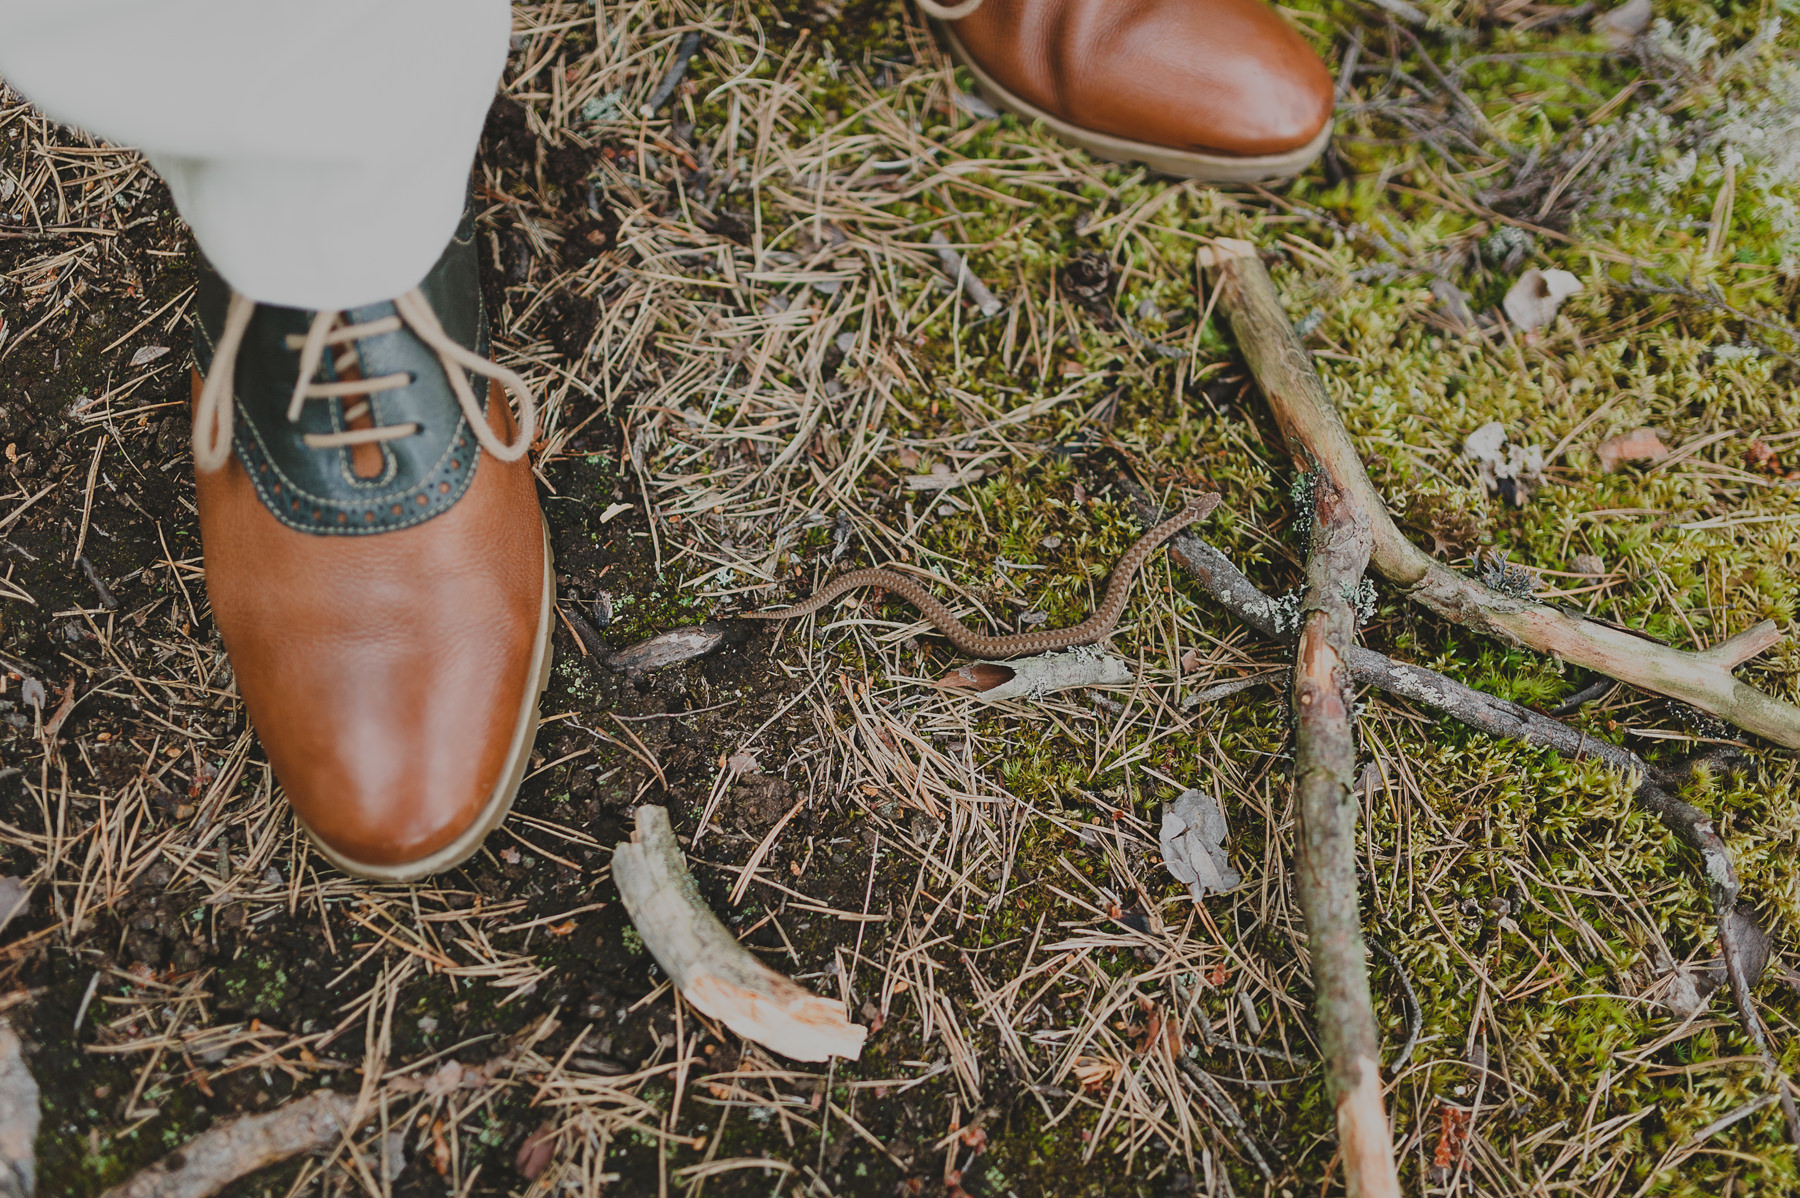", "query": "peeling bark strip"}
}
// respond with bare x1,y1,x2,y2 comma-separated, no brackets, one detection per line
1290,474,1400,1198
934,648,1133,702
612,806,866,1062
1199,238,1800,749
99,1090,361,1198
